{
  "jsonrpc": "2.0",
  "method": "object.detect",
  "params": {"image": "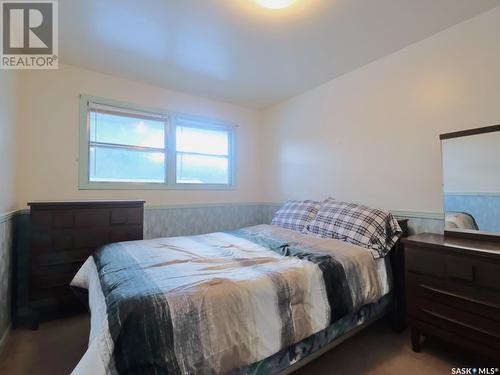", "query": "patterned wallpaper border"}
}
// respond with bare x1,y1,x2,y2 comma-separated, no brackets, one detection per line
1,203,445,236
